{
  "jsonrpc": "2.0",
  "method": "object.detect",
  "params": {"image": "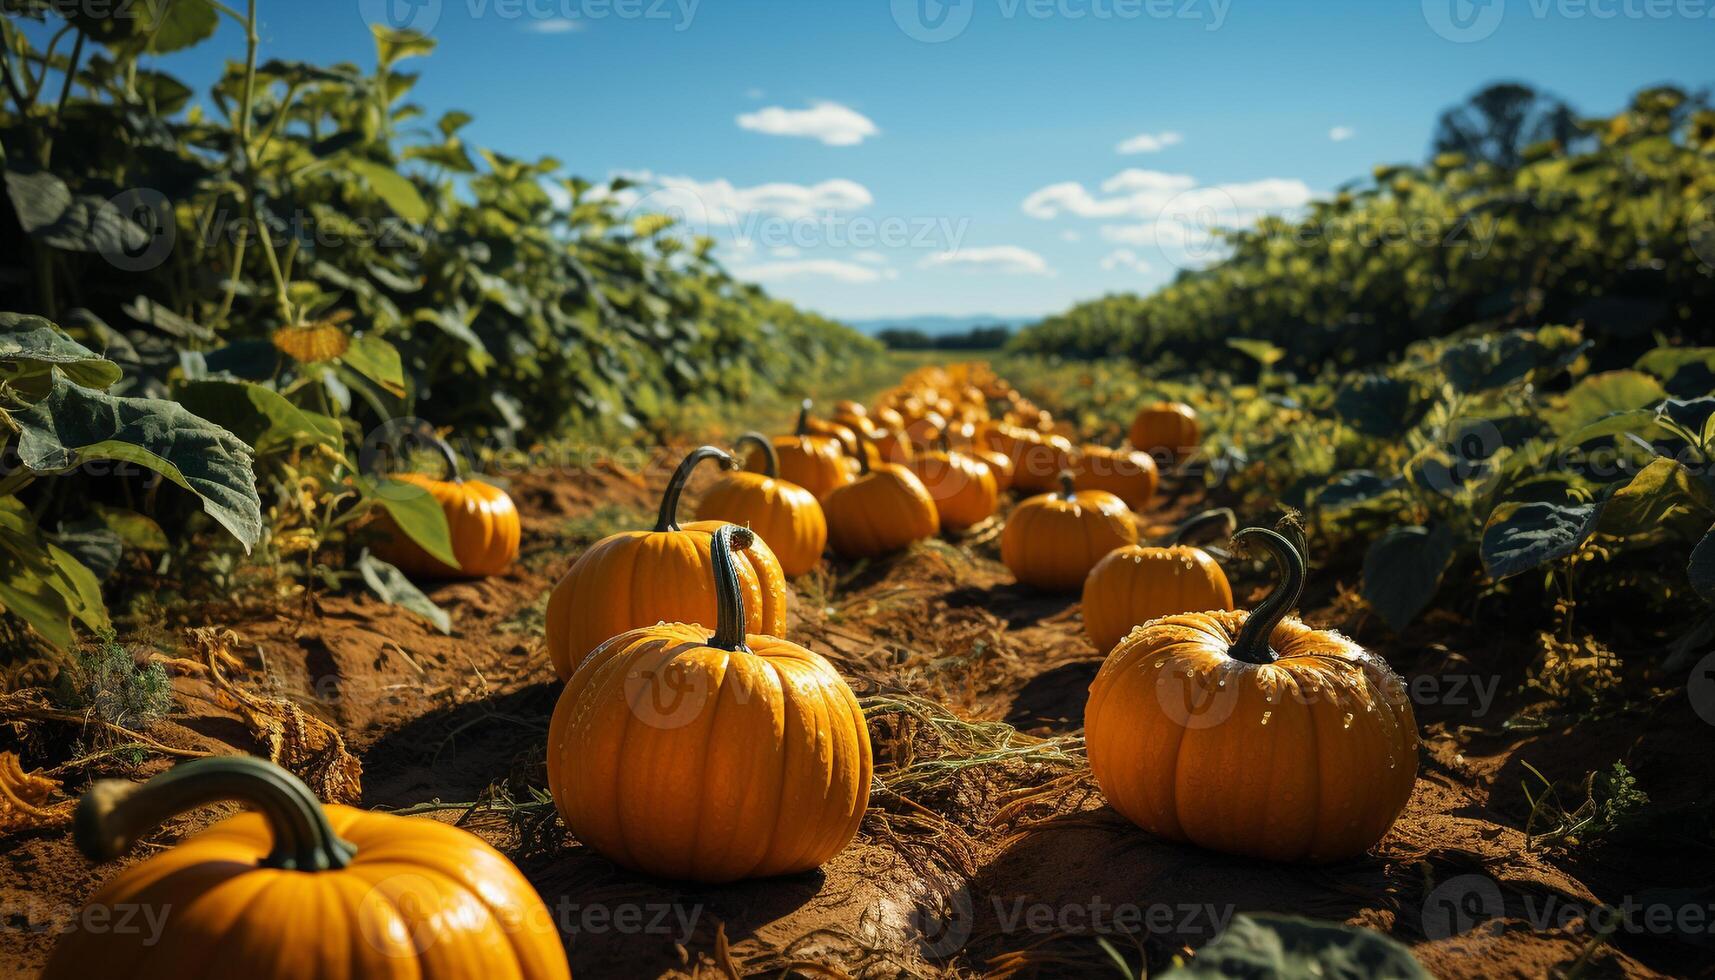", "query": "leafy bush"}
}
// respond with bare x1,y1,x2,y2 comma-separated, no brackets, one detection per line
52,629,173,732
